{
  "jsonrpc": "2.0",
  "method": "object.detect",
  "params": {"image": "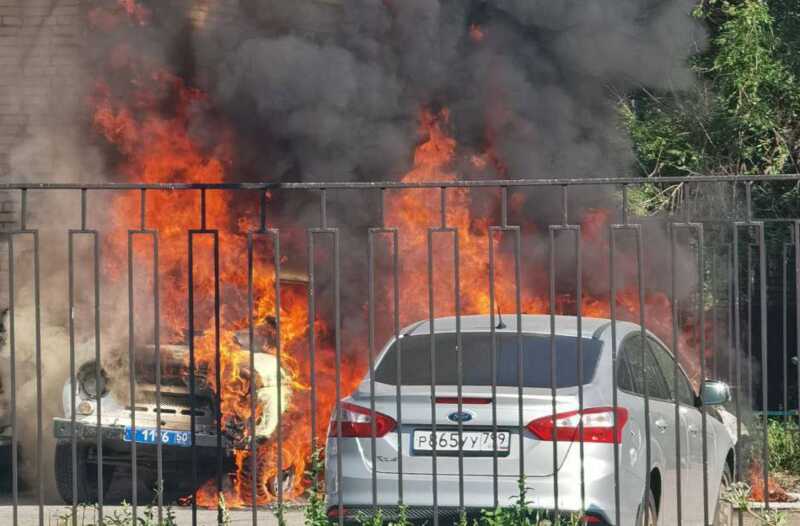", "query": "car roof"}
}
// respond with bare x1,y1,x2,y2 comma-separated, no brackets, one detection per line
402,314,635,339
